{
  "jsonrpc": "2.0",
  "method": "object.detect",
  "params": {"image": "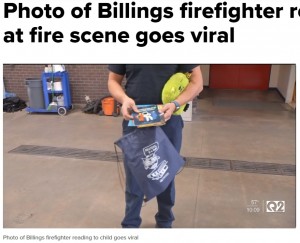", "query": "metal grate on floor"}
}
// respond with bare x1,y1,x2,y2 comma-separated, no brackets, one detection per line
185,157,296,176
9,145,296,176
9,145,122,162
